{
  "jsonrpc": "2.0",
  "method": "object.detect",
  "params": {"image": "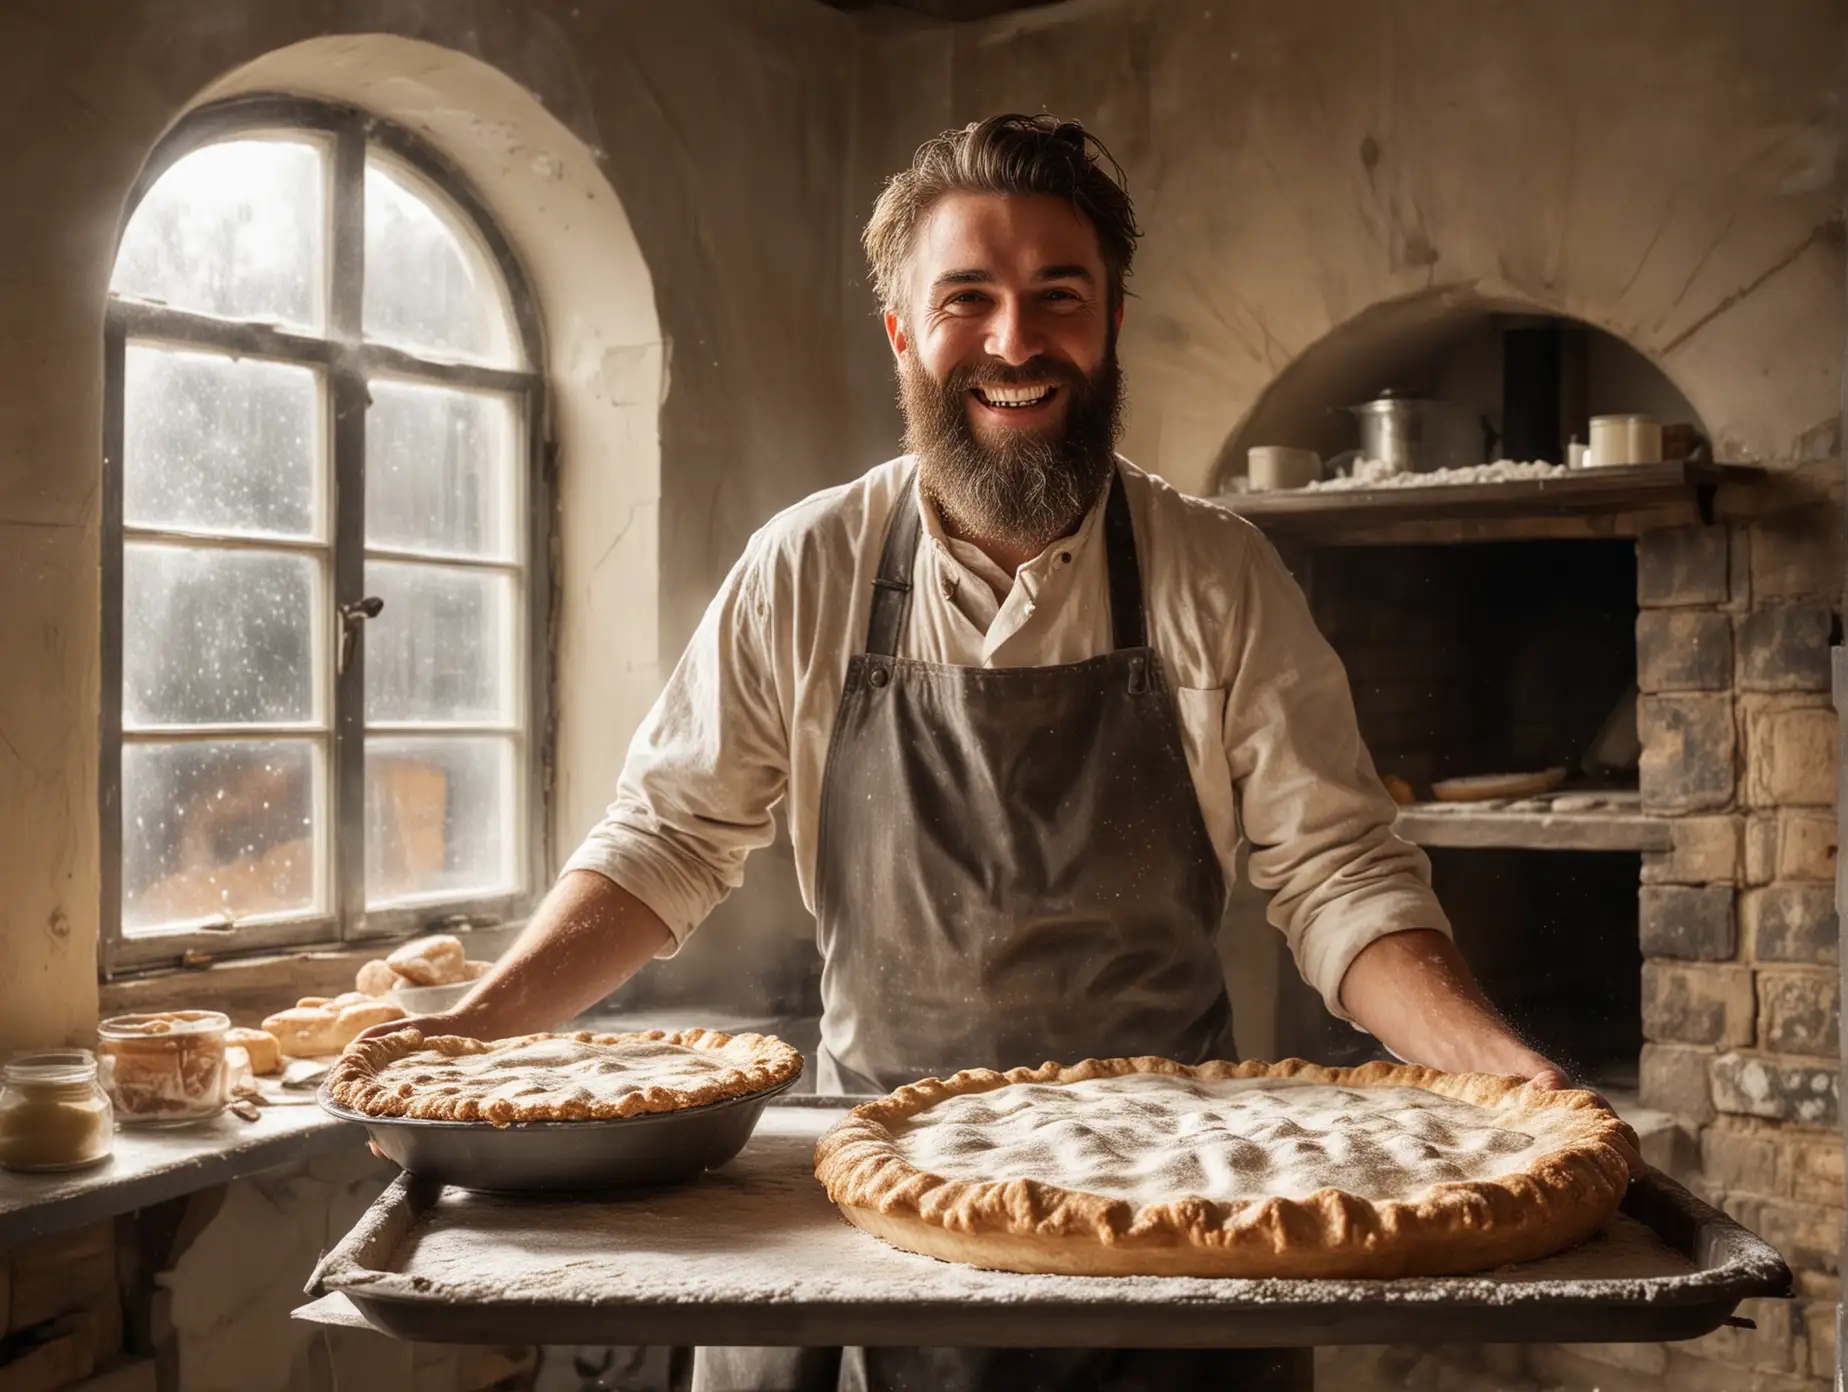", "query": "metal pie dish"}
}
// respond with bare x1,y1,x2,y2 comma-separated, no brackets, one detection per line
318,1068,801,1193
